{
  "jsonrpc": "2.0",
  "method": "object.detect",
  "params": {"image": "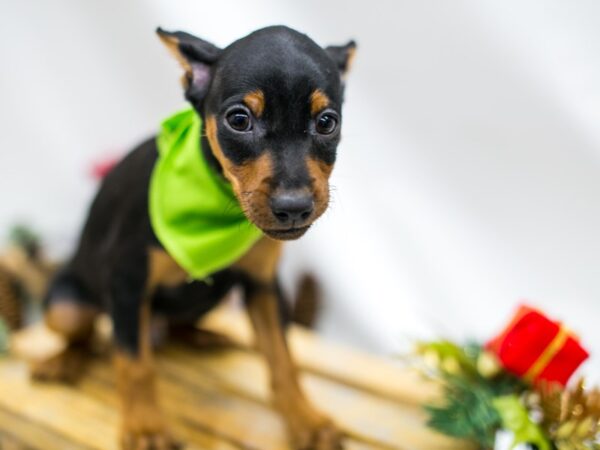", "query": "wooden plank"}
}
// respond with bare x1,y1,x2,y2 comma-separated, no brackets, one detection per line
77,347,460,450
0,358,242,450
201,305,442,406
81,358,286,450
0,361,119,450
2,305,467,450
84,357,387,450
161,345,461,450
0,436,29,450
0,406,85,450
